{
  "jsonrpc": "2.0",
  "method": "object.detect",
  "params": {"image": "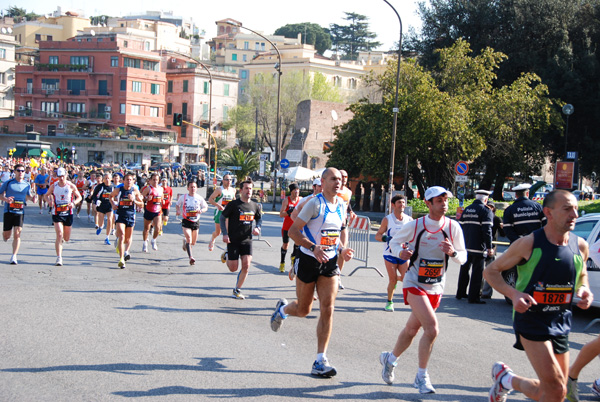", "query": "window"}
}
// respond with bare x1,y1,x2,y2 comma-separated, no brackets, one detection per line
255,42,260,50
151,83,160,95
167,80,173,93
333,76,342,87
348,78,357,89
124,40,128,48
242,54,247,62
35,34,41,43
145,41,150,51
224,84,230,97
183,80,188,93
111,56,118,67
223,105,229,121
241,70,248,79
180,126,186,138
70,56,89,66
49,56,58,64
41,101,59,117
167,103,172,115
202,104,208,119
132,81,142,93
46,35,53,41
149,107,159,117
25,124,34,132
120,104,126,114
123,58,140,68
261,43,266,51
0,73,4,84
131,105,140,115
120,80,126,91
232,53,237,61
203,81,209,94
66,103,86,114
244,41,249,50
182,103,188,118
41,79,59,90
67,79,86,95
97,38,103,42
